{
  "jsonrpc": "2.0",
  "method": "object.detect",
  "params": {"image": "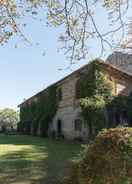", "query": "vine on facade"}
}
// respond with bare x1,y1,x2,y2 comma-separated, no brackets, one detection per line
79,60,114,138
18,85,57,137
